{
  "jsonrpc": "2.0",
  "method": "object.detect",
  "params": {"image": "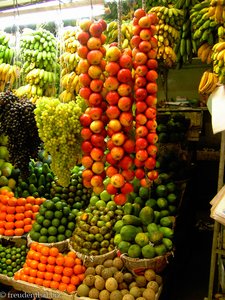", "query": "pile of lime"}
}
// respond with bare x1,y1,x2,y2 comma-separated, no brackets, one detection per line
0,243,28,277
29,197,76,243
